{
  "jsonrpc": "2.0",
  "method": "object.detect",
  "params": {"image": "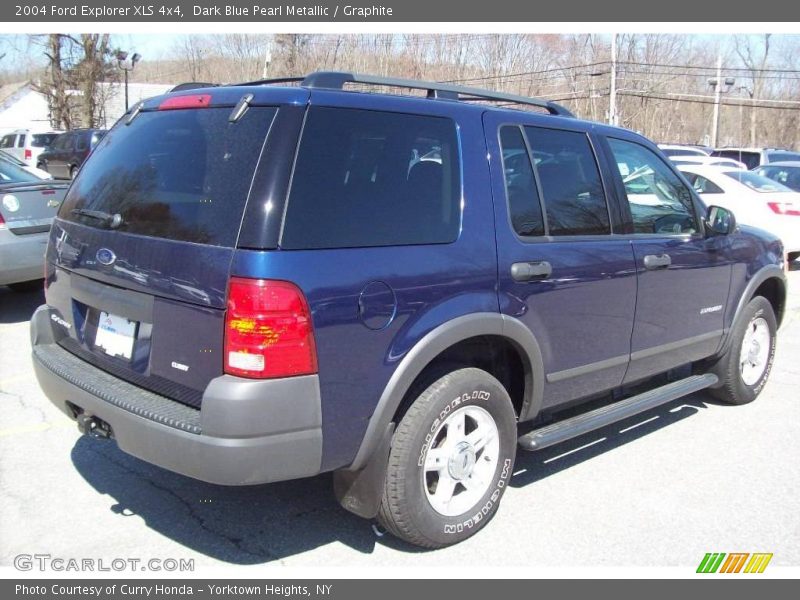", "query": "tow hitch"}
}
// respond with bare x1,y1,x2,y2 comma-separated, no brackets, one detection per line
76,413,112,440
